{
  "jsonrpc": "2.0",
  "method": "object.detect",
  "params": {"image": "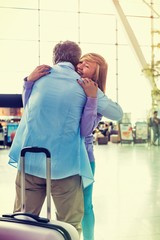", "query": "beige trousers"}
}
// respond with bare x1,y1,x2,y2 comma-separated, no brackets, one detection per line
14,171,84,235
